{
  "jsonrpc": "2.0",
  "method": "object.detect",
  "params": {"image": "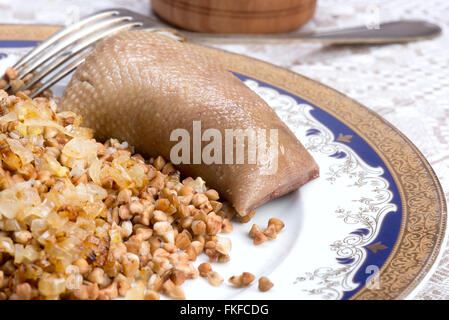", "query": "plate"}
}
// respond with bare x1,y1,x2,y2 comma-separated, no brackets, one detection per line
0,34,446,300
